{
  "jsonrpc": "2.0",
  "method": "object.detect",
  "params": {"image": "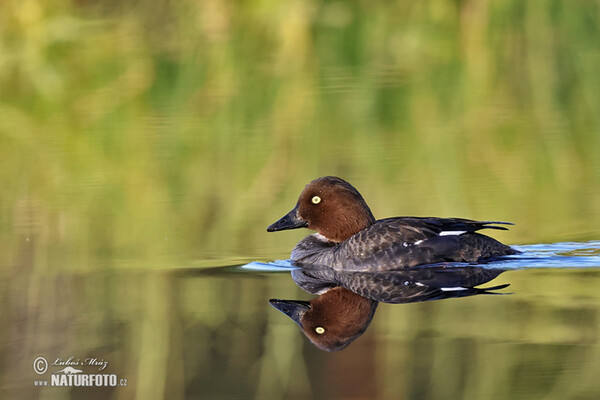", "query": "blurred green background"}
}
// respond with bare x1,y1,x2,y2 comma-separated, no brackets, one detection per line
2,0,599,272
1,0,600,399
